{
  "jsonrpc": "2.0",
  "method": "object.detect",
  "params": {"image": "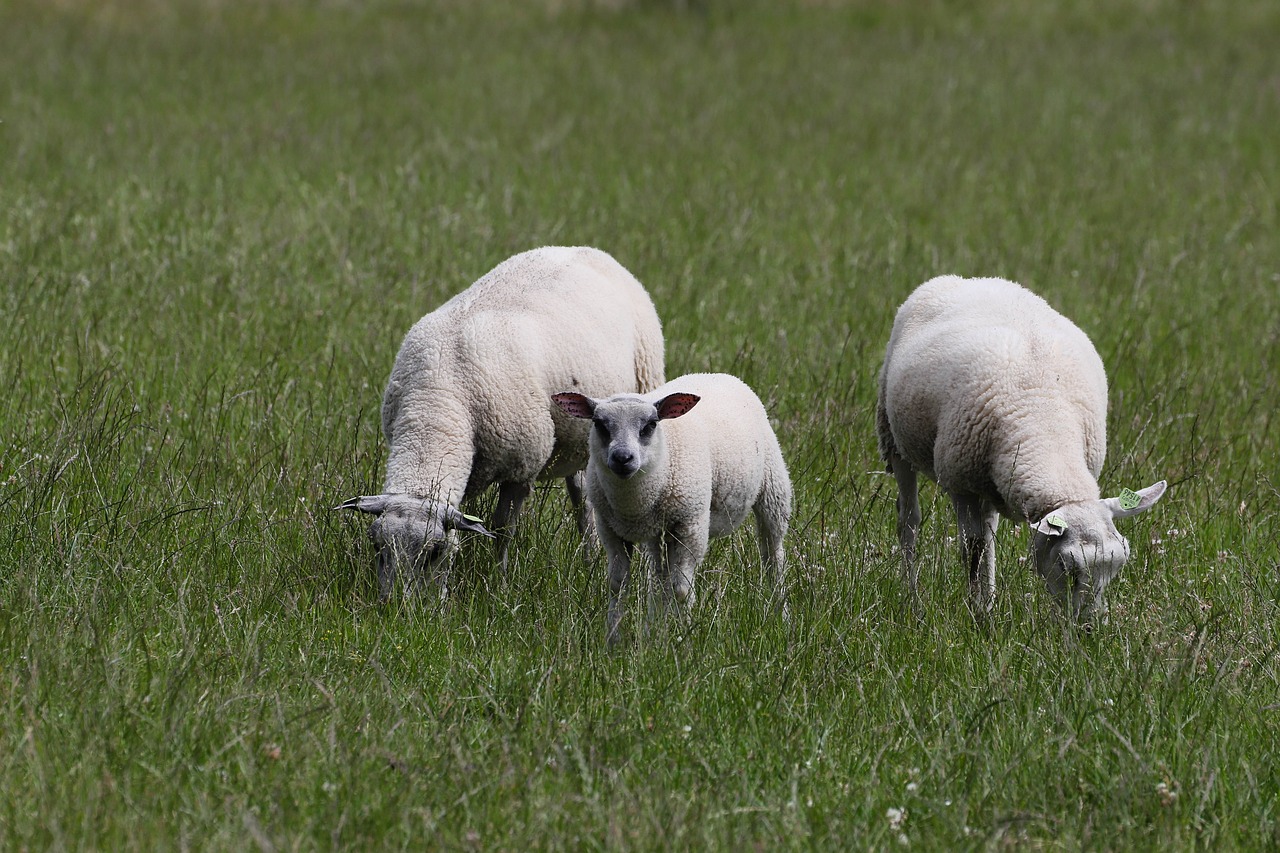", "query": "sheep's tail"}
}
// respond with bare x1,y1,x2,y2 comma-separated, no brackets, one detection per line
633,308,667,393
